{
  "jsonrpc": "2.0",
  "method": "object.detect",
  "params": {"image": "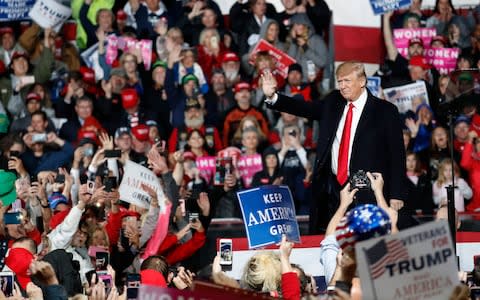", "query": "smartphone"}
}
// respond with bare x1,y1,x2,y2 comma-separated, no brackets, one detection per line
98,274,112,295
219,239,233,266
55,174,65,183
288,129,297,137
9,151,20,158
471,287,480,299
87,180,95,194
126,273,140,300
179,199,186,217
104,150,121,158
0,272,14,297
95,251,109,271
30,174,38,183
103,176,117,192
307,60,316,78
21,76,35,86
4,212,22,225
88,246,108,257
188,211,199,224
32,133,47,143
